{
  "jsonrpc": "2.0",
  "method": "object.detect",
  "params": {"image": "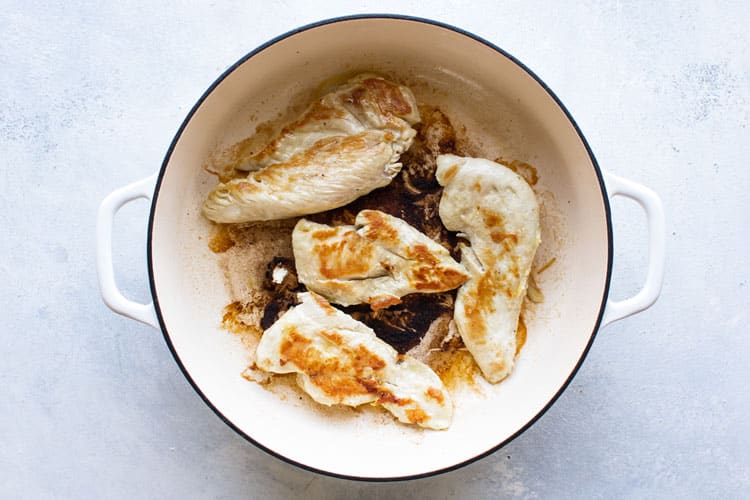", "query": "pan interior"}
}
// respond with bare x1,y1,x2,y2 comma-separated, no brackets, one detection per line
149,17,609,479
